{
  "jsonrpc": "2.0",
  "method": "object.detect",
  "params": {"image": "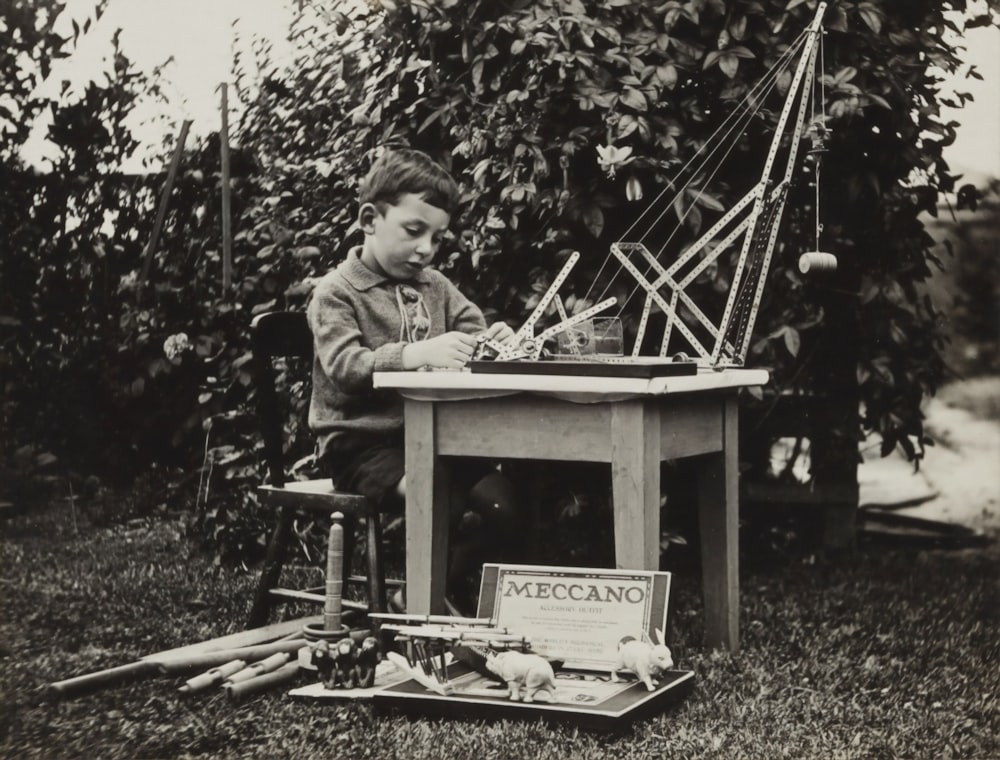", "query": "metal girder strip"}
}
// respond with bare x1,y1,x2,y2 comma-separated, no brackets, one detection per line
612,244,710,360
665,184,763,278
